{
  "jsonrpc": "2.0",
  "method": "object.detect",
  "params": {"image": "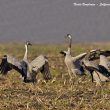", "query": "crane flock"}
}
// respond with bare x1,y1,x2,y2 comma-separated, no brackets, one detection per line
0,35,110,86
